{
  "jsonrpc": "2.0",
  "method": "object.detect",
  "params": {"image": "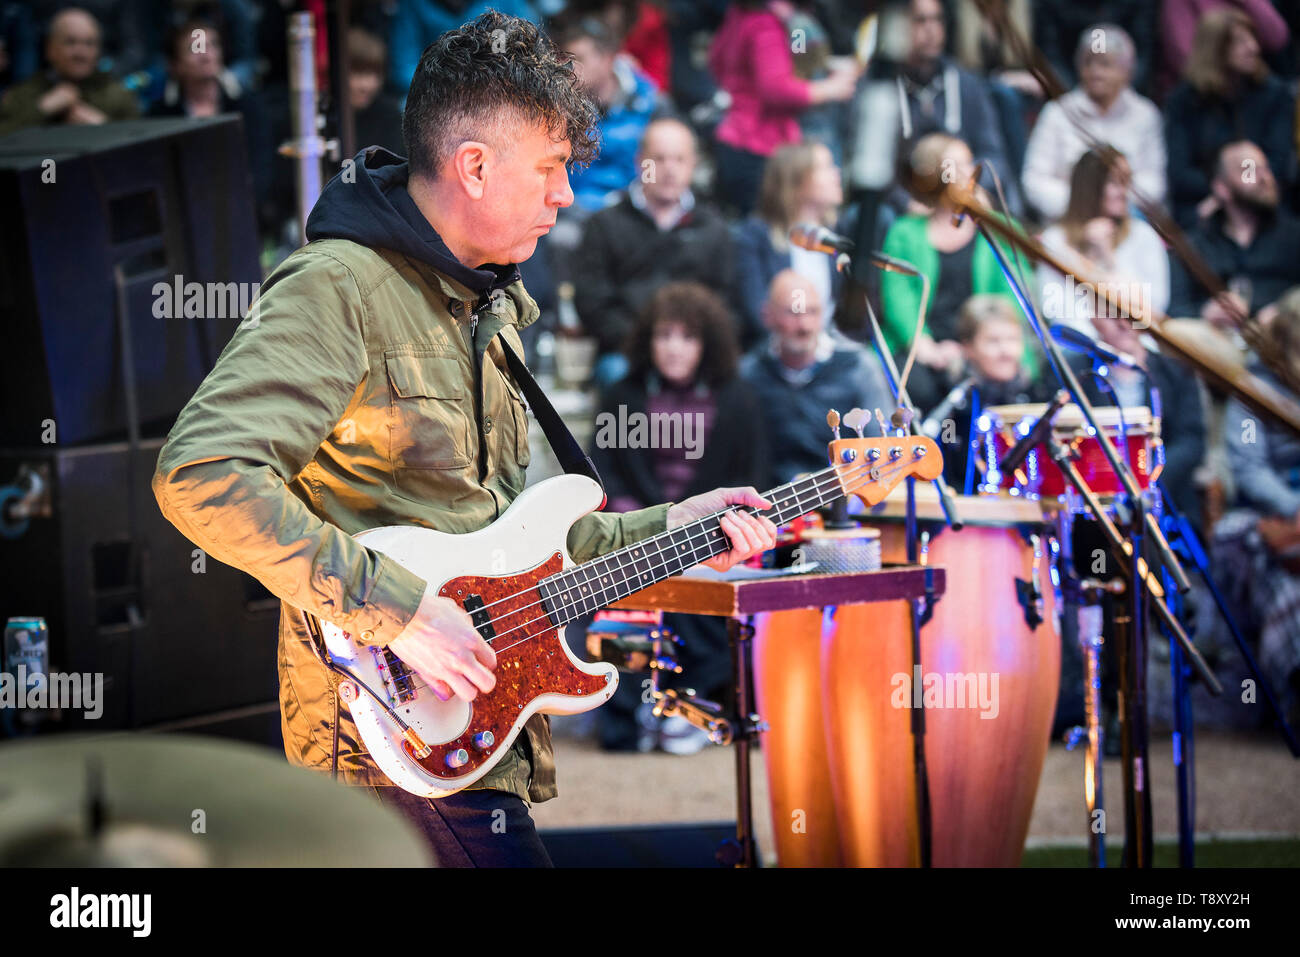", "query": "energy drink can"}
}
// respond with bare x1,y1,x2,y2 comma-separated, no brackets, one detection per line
4,616,49,730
